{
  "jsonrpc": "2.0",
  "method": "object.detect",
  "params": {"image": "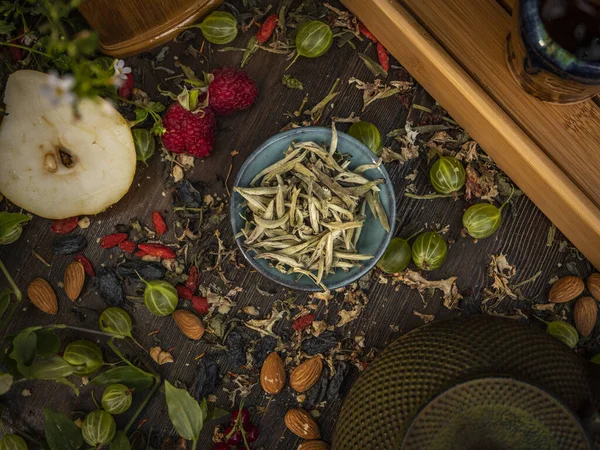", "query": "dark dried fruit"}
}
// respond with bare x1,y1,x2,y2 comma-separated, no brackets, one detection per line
253,336,277,369
53,235,88,254
194,358,218,401
191,296,209,315
306,365,329,408
226,332,246,367
301,331,338,355
97,268,125,307
114,224,132,234
326,361,348,401
116,260,166,280
175,180,203,208
176,285,194,300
